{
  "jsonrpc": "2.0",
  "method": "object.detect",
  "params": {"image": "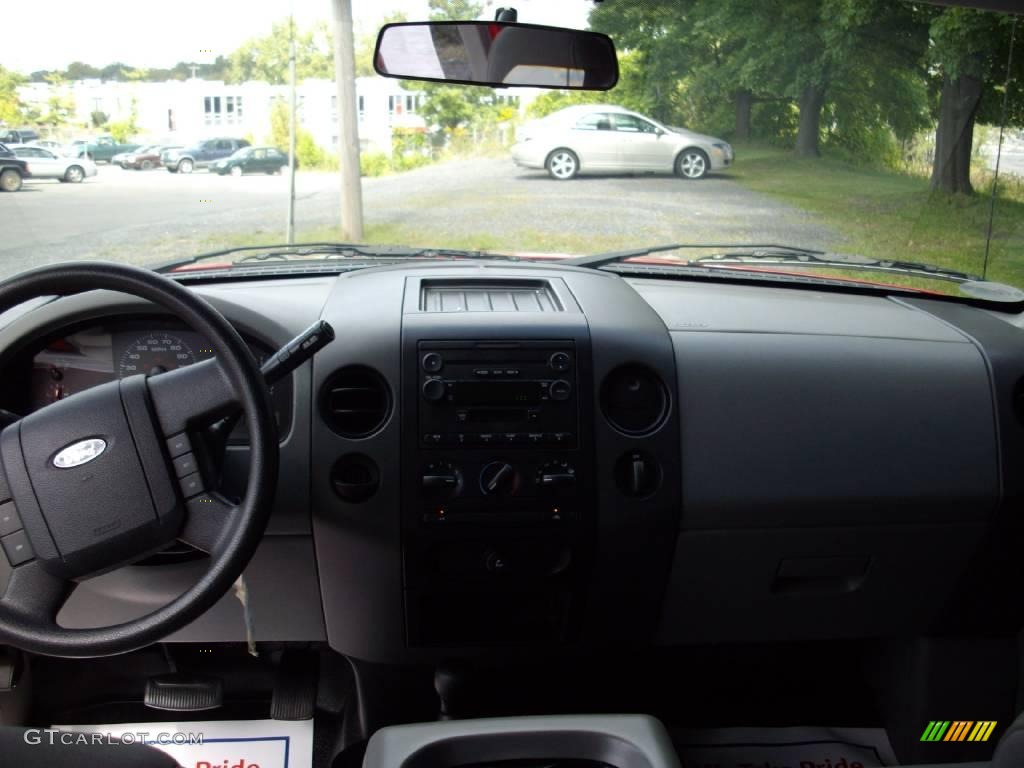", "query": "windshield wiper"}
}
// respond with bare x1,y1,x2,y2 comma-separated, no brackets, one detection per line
564,243,824,269
567,244,981,284
155,242,526,272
